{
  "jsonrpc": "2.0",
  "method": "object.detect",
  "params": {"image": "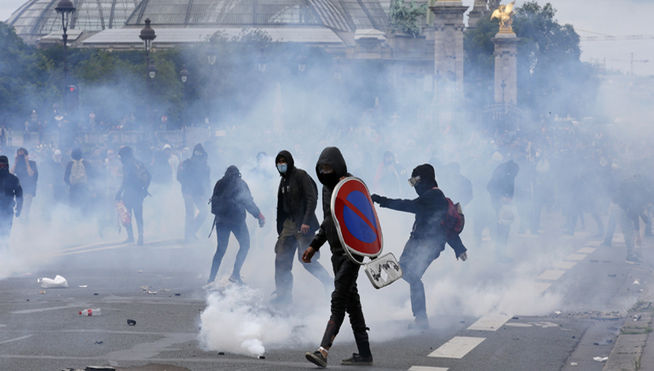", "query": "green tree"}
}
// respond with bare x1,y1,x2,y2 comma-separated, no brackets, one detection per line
464,2,598,118
390,0,428,37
